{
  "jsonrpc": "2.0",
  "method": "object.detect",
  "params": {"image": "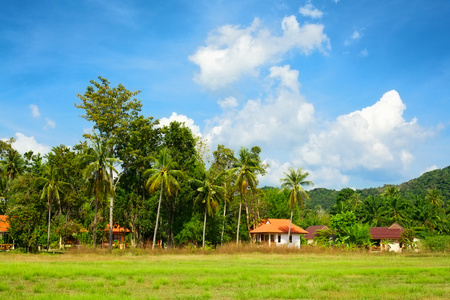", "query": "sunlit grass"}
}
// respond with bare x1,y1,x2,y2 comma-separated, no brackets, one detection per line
0,250,449,299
